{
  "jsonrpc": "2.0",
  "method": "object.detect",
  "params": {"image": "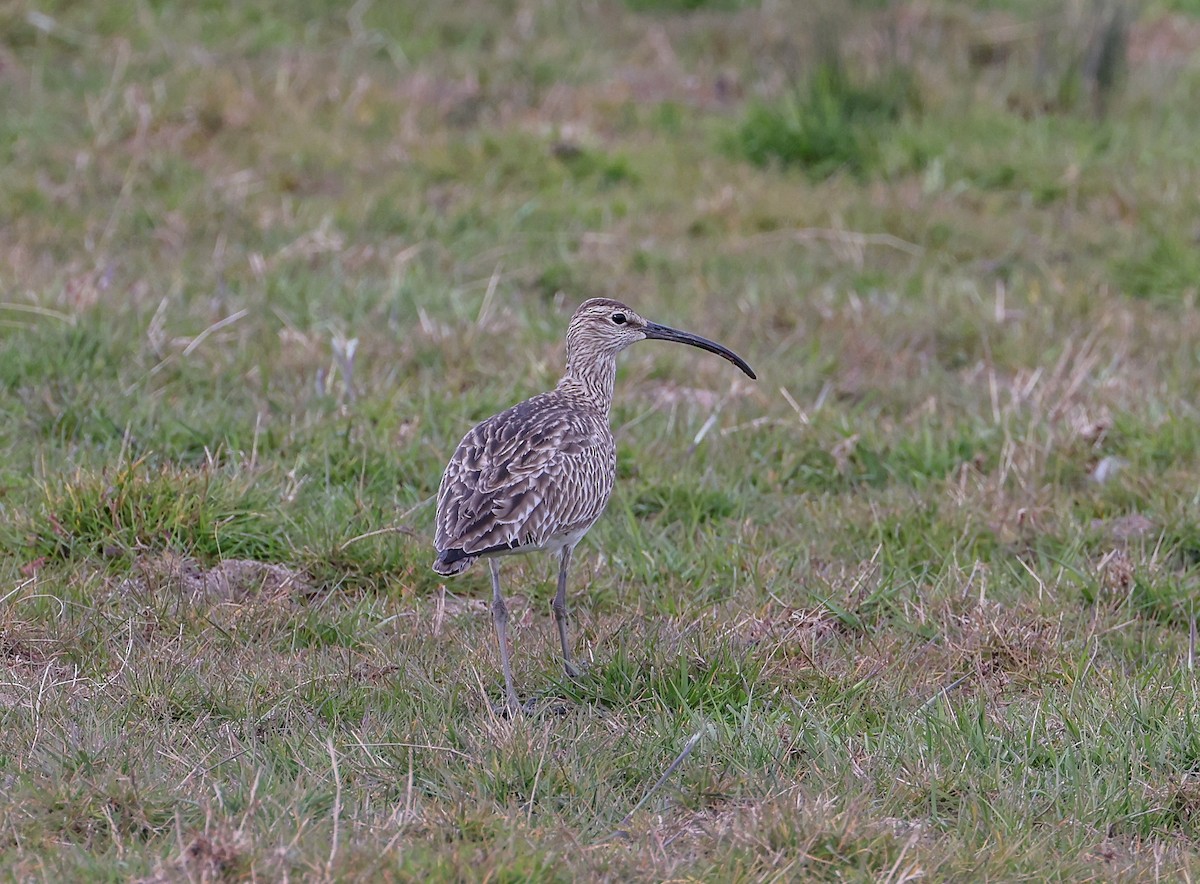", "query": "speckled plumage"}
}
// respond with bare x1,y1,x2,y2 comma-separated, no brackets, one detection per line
431,297,755,713
433,390,616,573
